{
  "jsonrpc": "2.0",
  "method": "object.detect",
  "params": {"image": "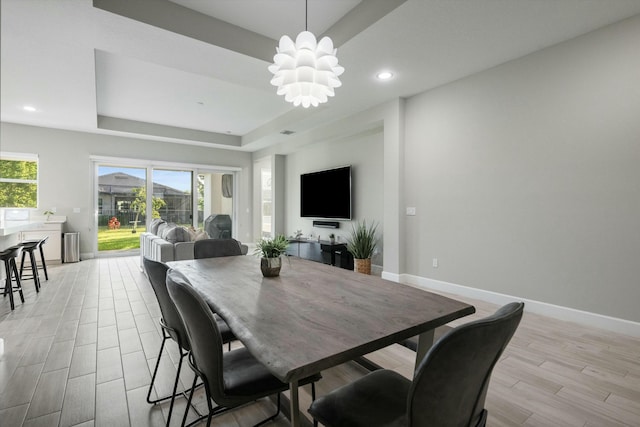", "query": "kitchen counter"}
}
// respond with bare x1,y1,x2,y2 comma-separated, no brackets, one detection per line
0,216,67,237
0,220,41,237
